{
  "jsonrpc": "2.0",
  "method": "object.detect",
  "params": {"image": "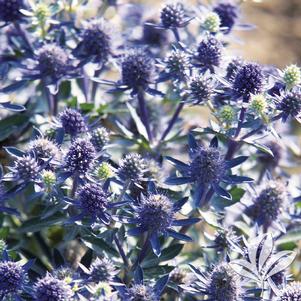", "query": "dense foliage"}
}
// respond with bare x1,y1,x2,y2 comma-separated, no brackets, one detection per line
0,0,300,300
